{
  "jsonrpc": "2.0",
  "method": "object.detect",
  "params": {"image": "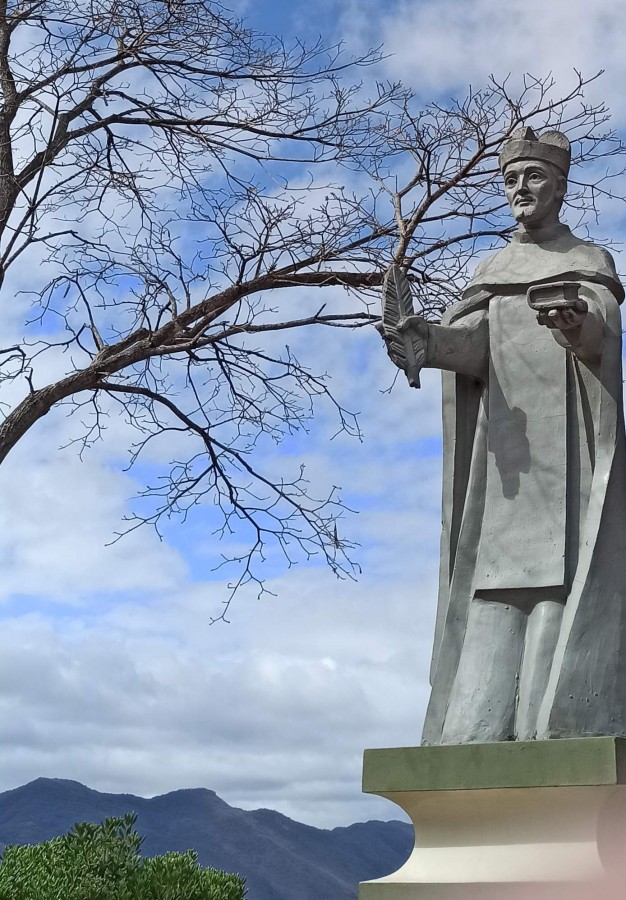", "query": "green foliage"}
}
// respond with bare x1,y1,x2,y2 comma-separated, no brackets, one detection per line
128,851,246,900
0,813,245,900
